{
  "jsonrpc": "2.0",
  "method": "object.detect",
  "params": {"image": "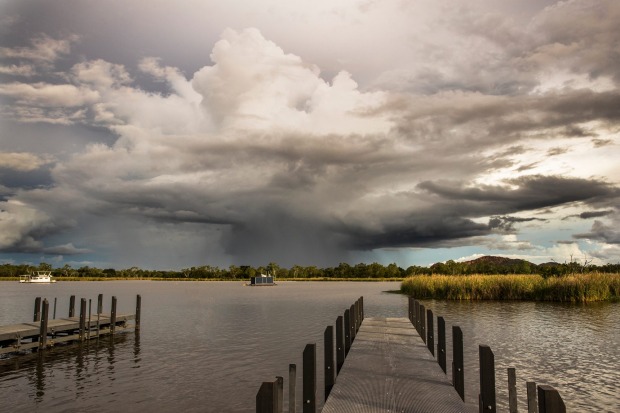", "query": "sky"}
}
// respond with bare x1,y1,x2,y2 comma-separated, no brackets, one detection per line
0,0,619,270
